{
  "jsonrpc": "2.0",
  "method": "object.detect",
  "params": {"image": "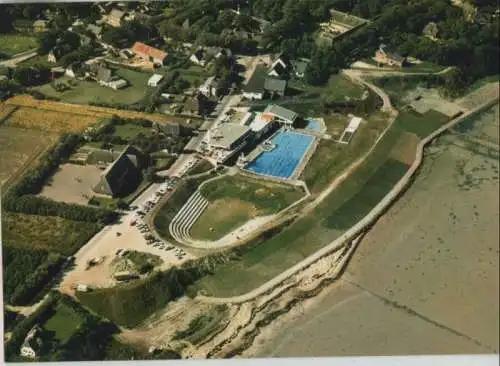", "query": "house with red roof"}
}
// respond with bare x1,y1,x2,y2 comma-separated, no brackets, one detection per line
130,42,168,66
